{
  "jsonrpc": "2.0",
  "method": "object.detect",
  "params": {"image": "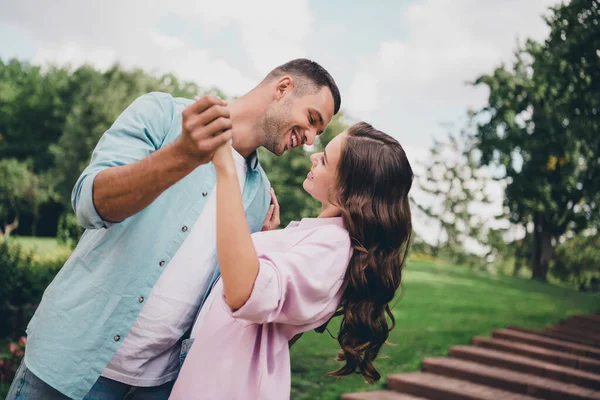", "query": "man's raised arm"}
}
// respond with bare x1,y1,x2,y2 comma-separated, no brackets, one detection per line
72,92,232,228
